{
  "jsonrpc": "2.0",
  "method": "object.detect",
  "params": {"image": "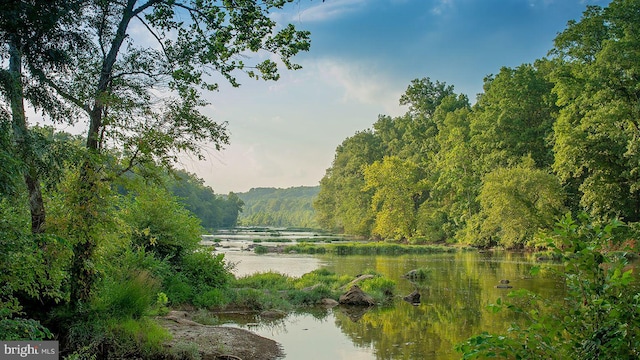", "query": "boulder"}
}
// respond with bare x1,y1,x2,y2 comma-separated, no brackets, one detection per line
320,298,339,307
339,285,375,306
259,309,286,319
403,290,421,305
